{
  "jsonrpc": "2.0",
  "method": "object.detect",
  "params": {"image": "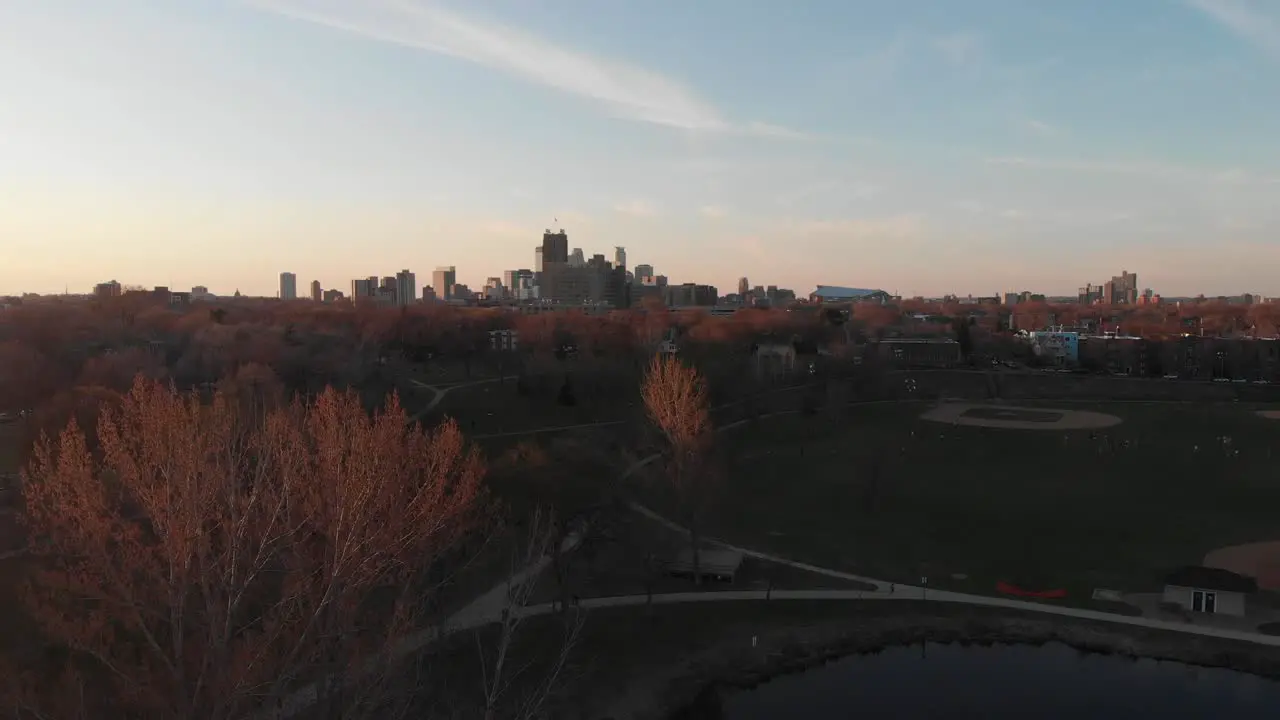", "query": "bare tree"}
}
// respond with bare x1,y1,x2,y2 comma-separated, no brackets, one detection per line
10,376,489,720
475,507,584,720
640,354,712,583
